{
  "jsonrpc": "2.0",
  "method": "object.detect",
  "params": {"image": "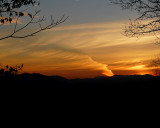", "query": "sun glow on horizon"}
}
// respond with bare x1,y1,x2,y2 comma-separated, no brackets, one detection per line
0,20,159,79
129,65,148,70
